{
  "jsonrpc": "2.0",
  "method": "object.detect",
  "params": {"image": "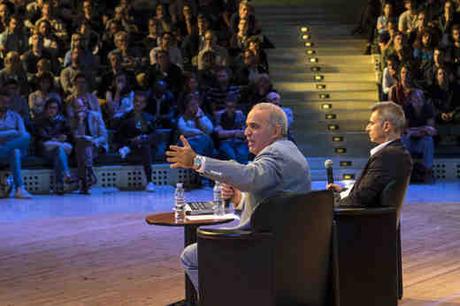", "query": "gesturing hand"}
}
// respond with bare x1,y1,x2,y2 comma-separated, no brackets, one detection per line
166,135,197,169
